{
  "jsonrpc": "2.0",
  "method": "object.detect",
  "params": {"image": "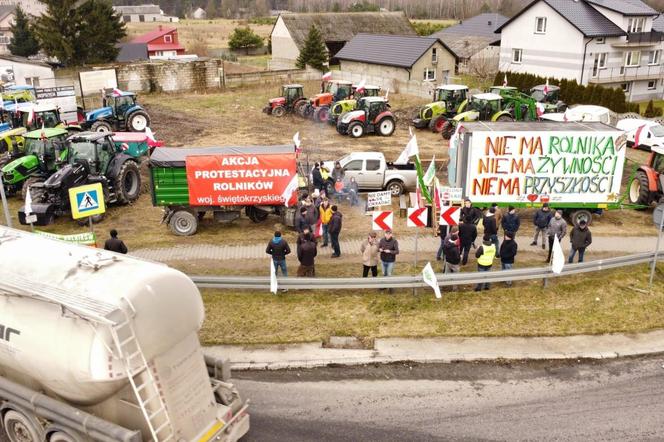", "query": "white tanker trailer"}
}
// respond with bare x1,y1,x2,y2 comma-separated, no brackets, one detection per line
0,226,249,442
